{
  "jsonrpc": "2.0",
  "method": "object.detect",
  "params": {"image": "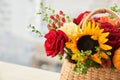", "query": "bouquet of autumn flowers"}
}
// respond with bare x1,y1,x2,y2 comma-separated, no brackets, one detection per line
29,3,120,74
